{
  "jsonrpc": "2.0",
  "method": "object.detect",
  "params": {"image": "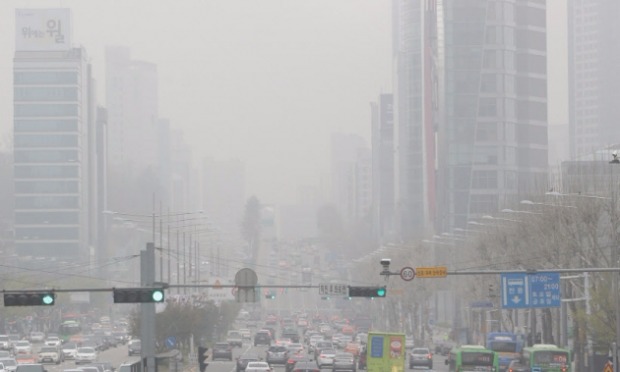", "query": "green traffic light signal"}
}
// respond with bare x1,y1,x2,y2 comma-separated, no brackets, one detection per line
376,288,386,297
152,290,164,302
41,294,55,305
